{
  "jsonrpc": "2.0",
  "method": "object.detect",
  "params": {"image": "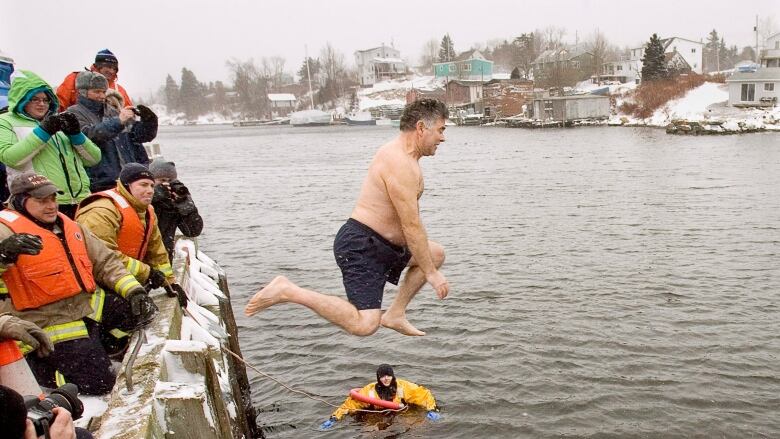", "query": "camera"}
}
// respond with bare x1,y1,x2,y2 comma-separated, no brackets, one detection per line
24,383,84,436
168,180,189,197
